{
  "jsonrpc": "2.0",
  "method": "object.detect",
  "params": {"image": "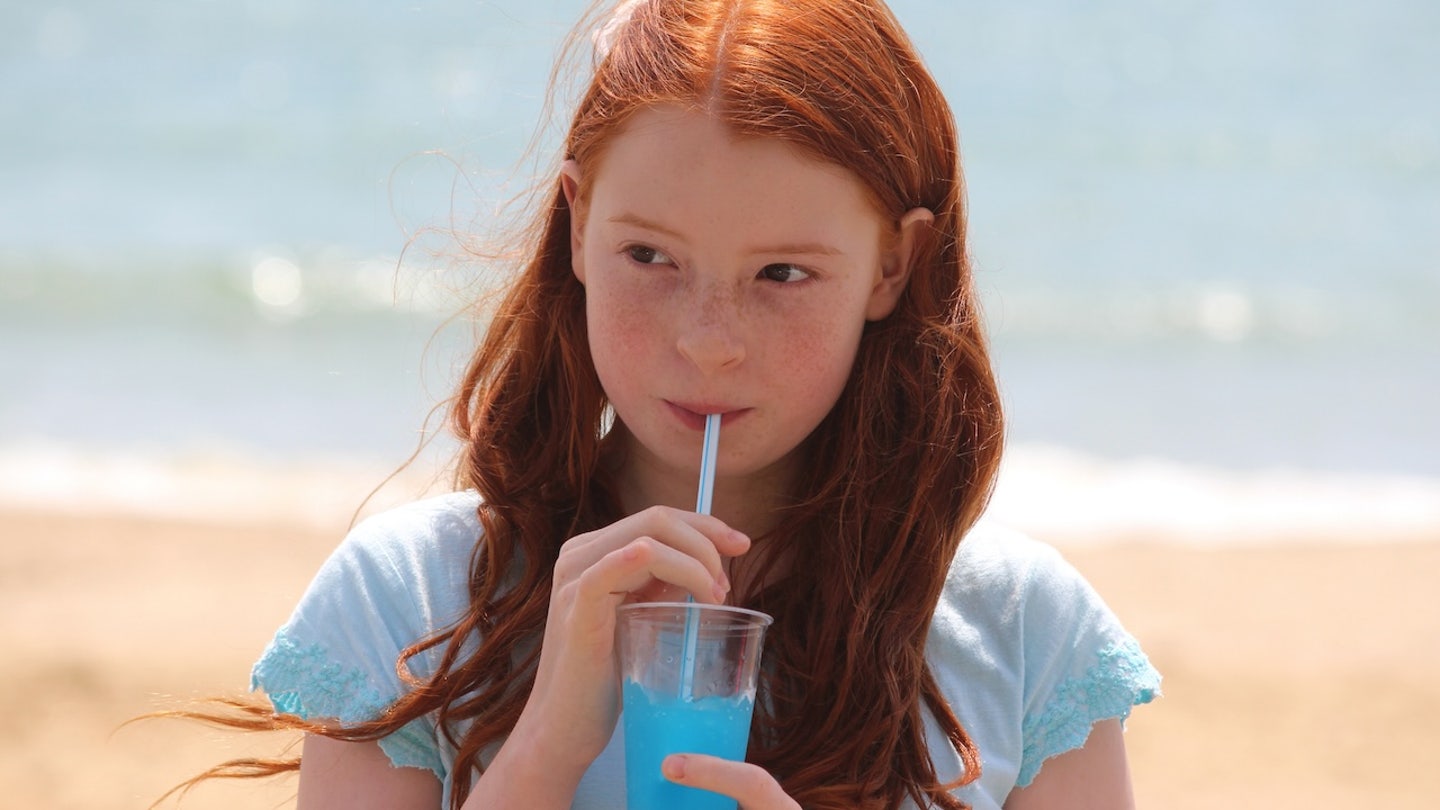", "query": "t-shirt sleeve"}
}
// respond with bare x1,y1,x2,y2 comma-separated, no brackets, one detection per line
249,498,477,780
1014,542,1161,787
